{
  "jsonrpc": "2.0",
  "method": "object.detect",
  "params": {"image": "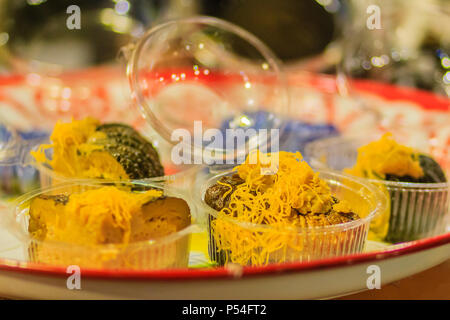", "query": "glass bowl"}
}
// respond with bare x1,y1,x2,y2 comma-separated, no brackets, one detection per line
197,169,387,266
